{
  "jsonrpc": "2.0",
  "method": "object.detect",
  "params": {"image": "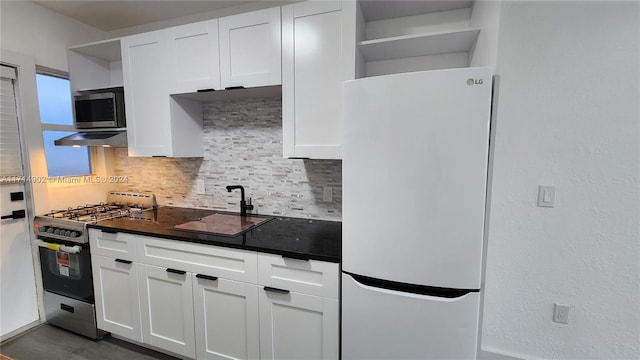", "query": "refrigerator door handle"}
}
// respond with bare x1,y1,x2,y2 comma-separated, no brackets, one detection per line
344,271,478,301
